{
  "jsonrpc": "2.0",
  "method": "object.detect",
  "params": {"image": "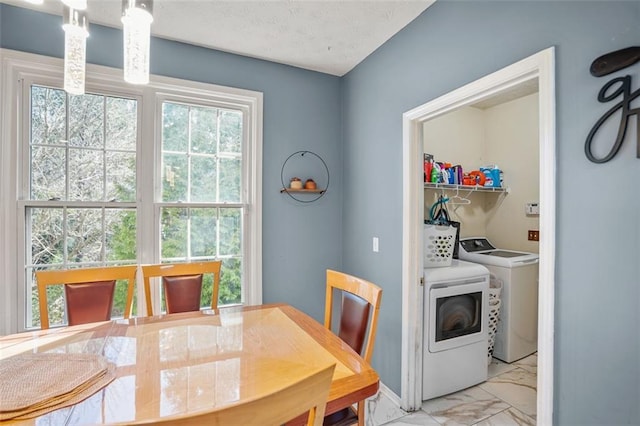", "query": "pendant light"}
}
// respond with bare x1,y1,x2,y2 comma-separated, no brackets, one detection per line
121,0,154,85
62,5,89,95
